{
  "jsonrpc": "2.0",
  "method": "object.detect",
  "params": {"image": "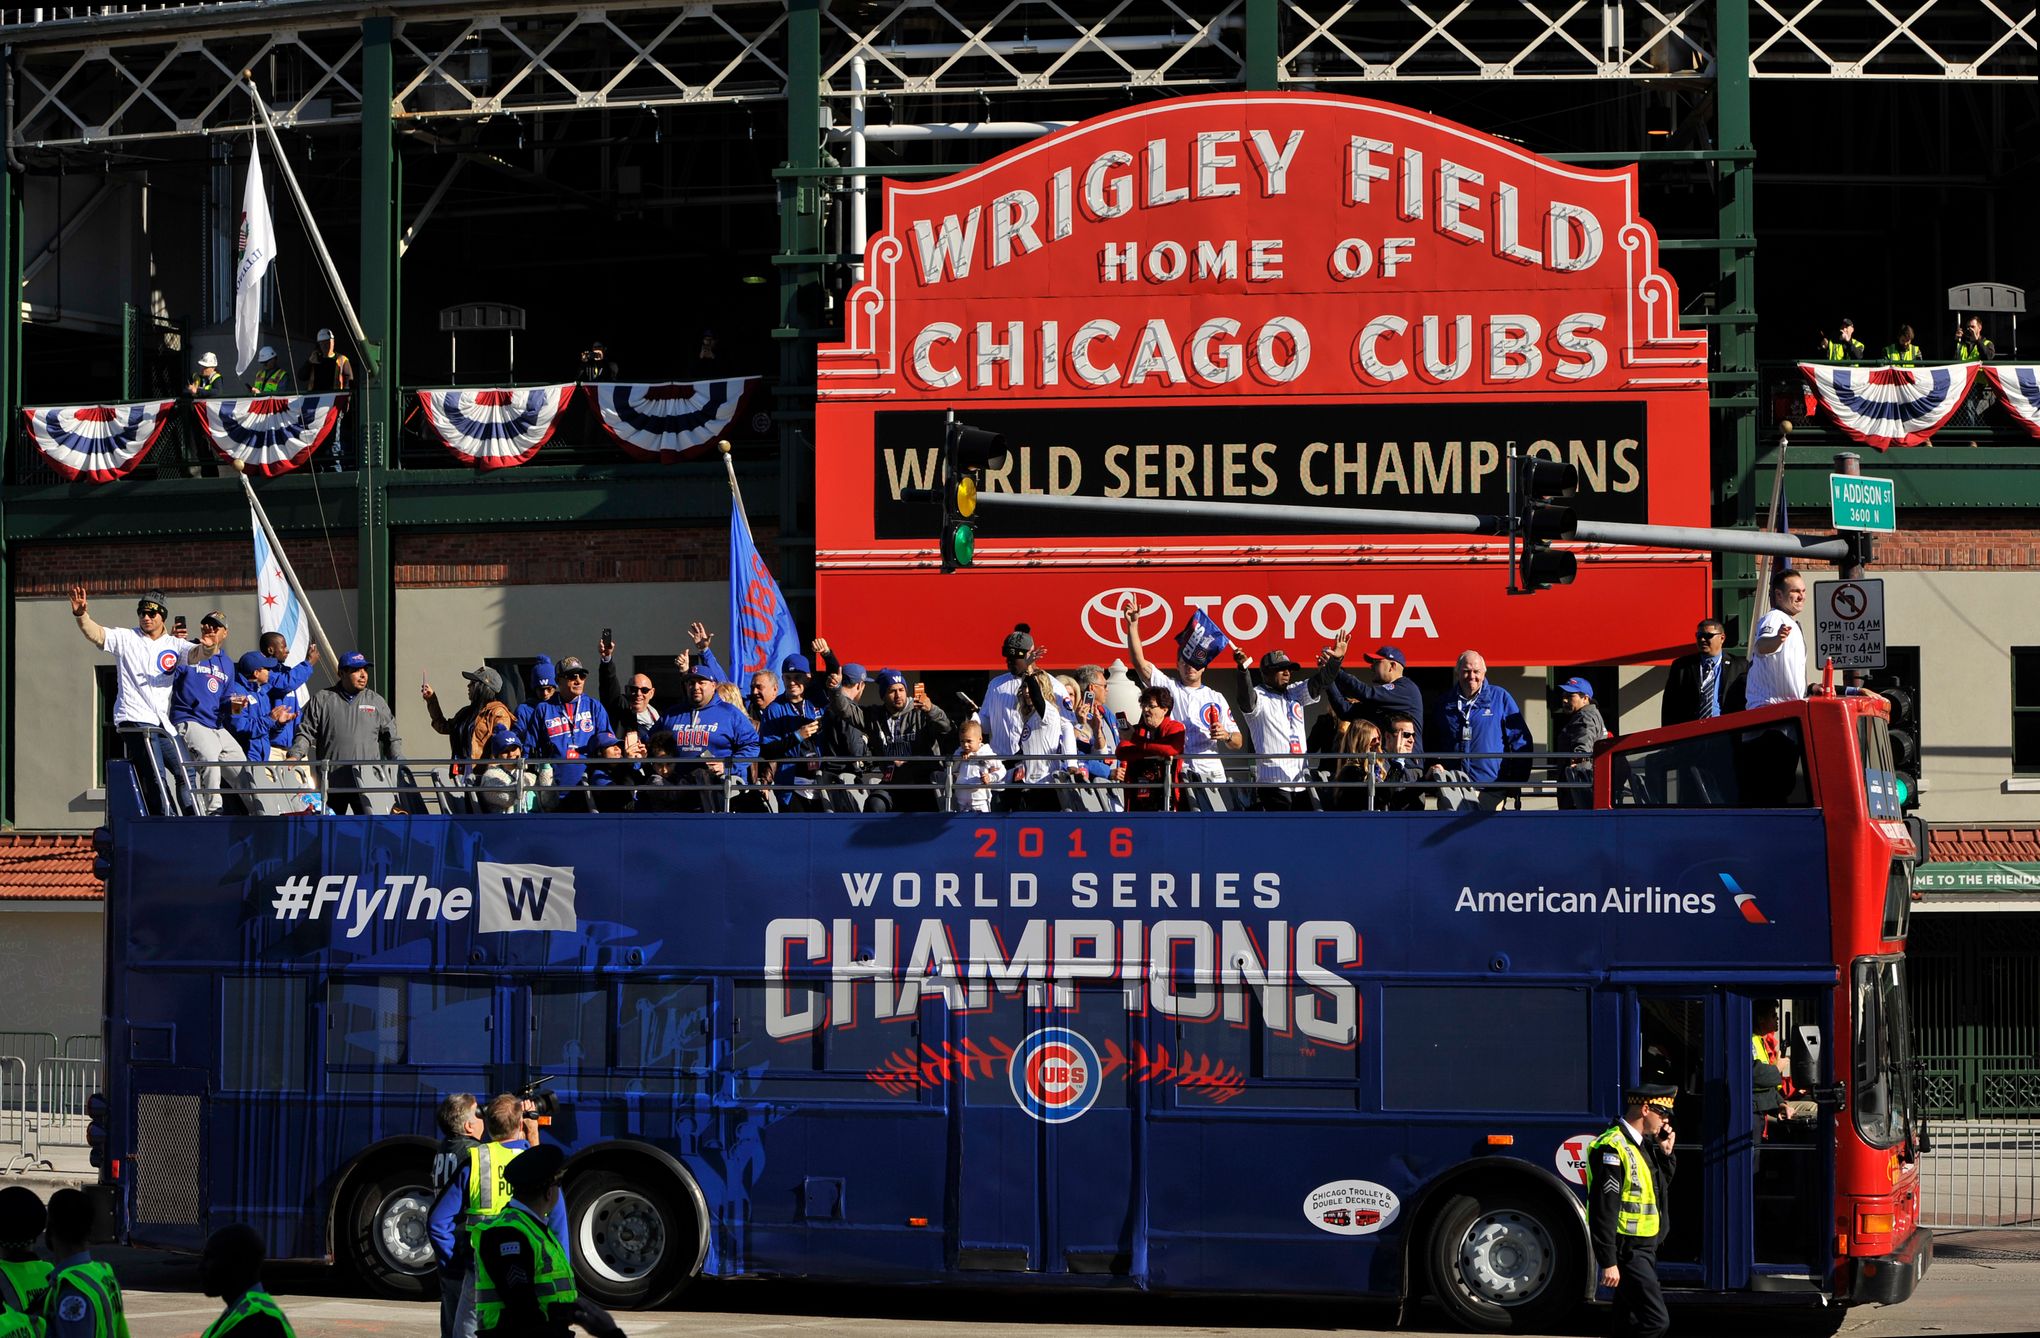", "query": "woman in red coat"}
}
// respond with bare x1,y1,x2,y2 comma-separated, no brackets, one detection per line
1111,686,1186,812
